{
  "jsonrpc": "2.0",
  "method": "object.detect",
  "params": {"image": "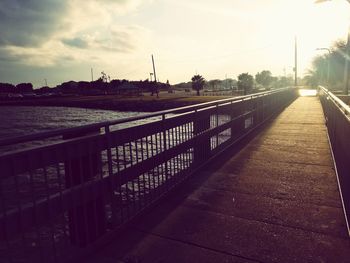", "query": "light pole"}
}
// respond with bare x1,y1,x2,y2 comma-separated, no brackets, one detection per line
316,48,331,87
315,0,350,94
295,36,298,86
345,27,350,94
